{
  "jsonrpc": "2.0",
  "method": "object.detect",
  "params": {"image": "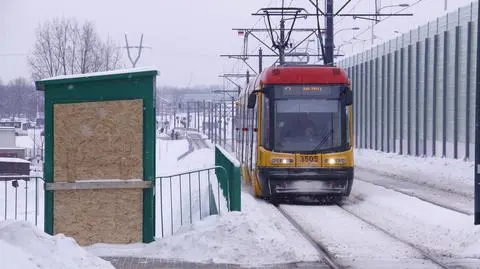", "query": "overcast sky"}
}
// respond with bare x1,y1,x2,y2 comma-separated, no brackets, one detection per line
0,0,476,87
